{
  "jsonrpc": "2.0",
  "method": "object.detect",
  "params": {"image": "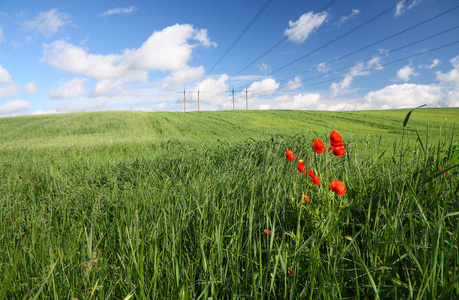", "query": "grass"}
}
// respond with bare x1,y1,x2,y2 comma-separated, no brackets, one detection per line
0,108,458,299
